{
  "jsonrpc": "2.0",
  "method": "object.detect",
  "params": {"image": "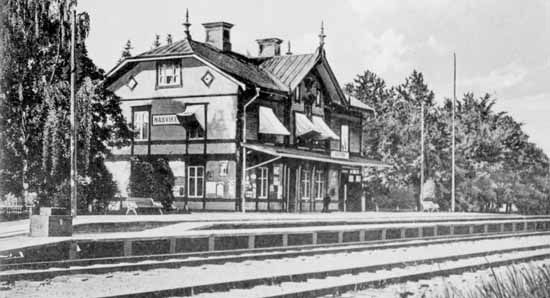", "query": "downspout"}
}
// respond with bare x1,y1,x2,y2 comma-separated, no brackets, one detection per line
241,87,261,213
